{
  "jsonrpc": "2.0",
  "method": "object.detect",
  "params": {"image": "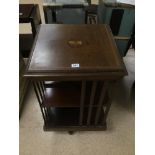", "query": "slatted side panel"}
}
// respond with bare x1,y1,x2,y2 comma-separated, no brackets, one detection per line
79,81,110,127
34,80,111,129
33,81,48,124
95,81,109,125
